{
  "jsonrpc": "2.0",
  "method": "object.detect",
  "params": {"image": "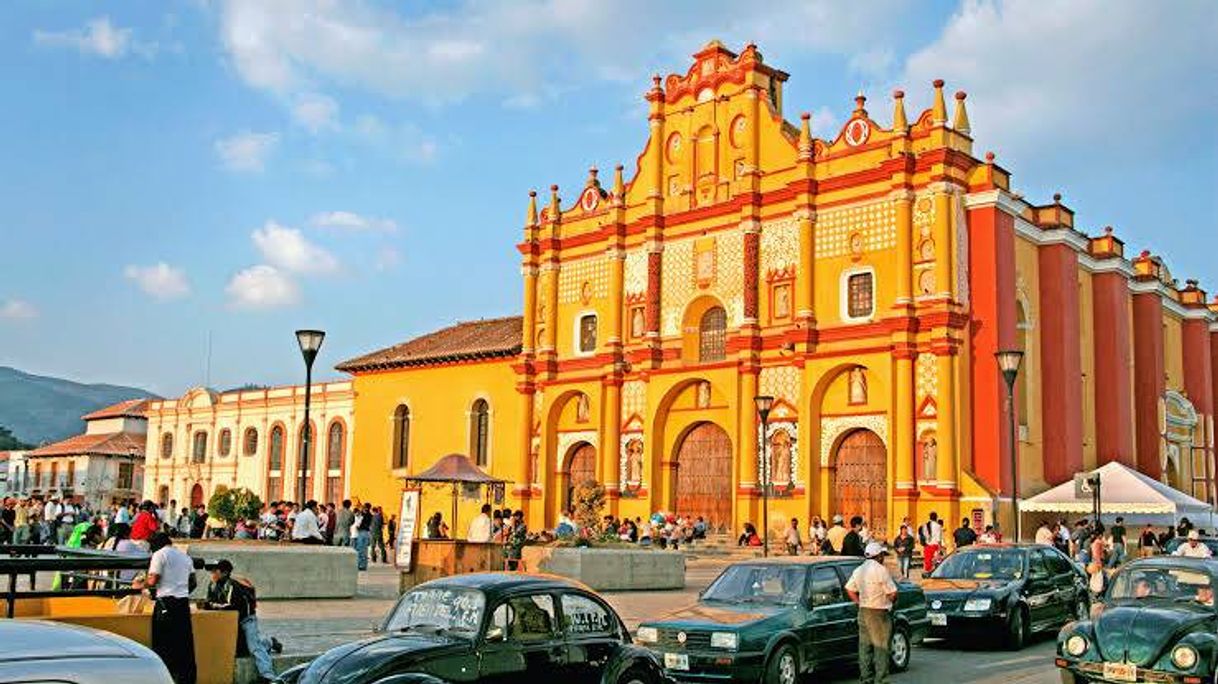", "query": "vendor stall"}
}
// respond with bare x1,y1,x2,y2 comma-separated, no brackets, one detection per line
1021,461,1215,530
